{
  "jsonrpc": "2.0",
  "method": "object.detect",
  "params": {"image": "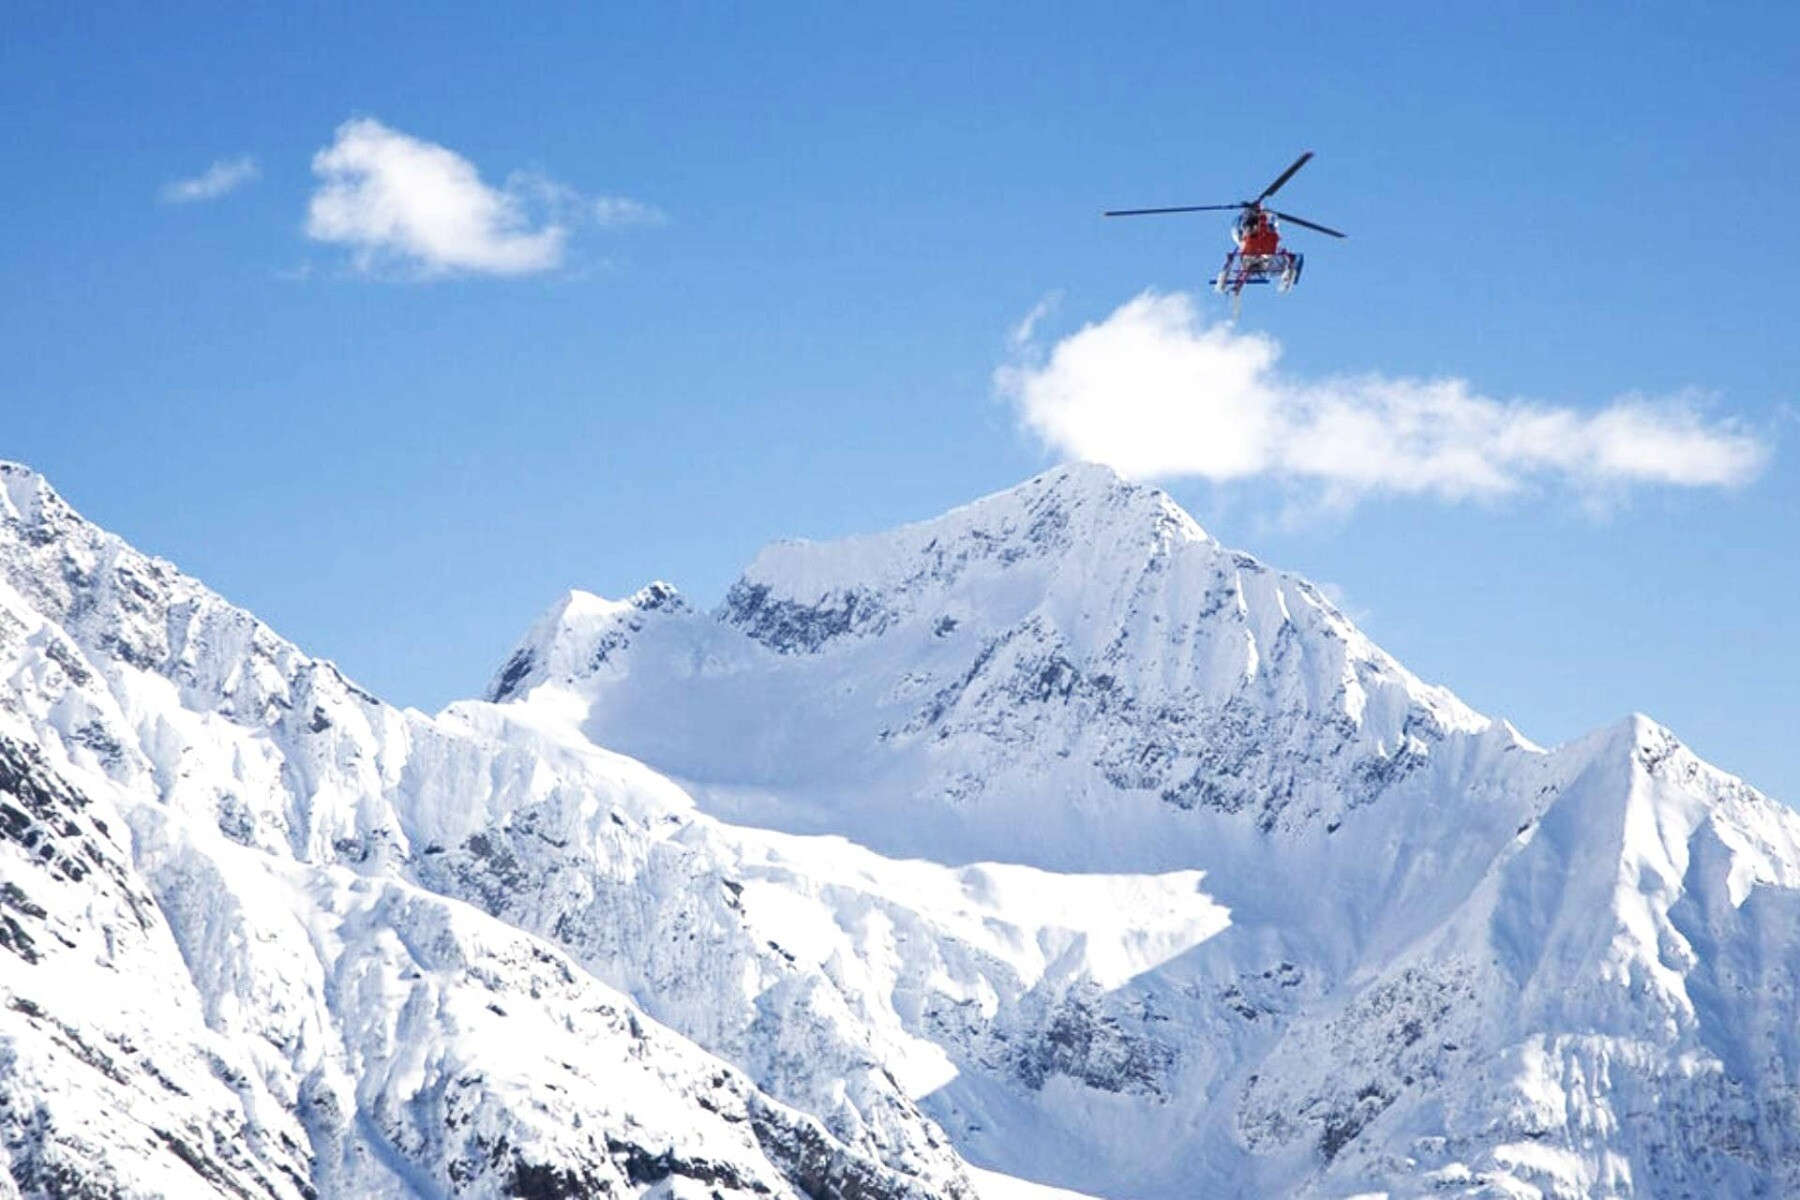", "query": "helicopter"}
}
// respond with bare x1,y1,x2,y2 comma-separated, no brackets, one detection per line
1105,151,1345,307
